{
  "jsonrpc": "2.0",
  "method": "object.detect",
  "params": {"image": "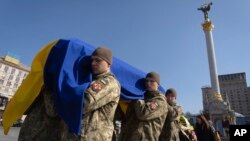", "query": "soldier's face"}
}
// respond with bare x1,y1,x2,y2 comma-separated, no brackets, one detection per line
145,77,158,91
91,56,110,75
166,94,176,105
